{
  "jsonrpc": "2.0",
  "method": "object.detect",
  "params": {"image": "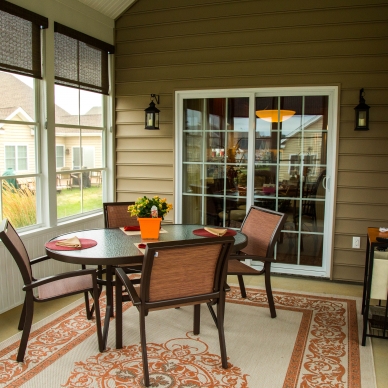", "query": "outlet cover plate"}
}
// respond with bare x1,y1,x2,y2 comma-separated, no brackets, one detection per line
352,236,361,249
